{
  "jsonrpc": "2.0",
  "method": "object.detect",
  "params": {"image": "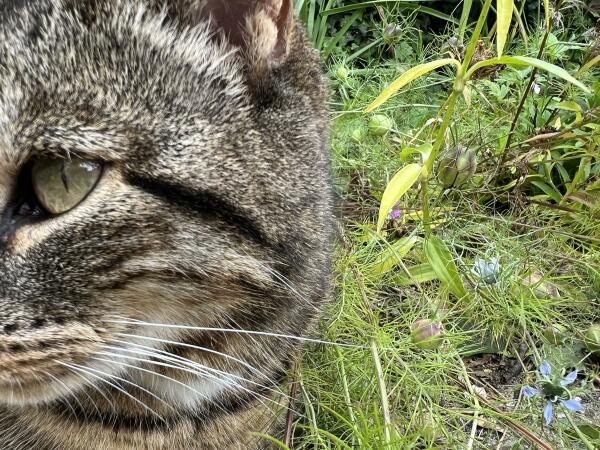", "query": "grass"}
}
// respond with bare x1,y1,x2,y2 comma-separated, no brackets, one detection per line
280,1,600,448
